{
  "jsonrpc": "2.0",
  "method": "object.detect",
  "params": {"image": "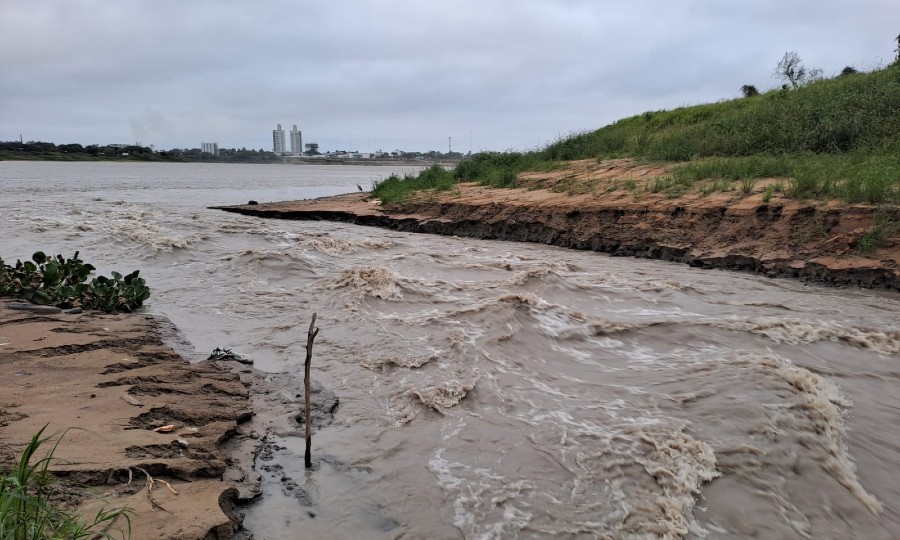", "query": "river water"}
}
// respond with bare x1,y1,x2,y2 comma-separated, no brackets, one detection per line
2,161,899,539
